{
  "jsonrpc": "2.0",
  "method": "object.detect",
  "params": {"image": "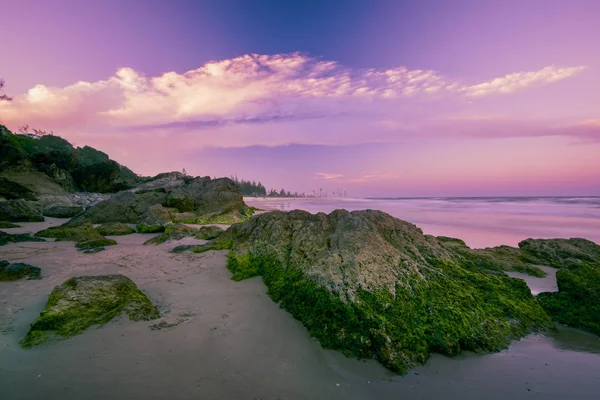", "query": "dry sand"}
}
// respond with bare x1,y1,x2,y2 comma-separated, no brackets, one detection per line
2,220,600,400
